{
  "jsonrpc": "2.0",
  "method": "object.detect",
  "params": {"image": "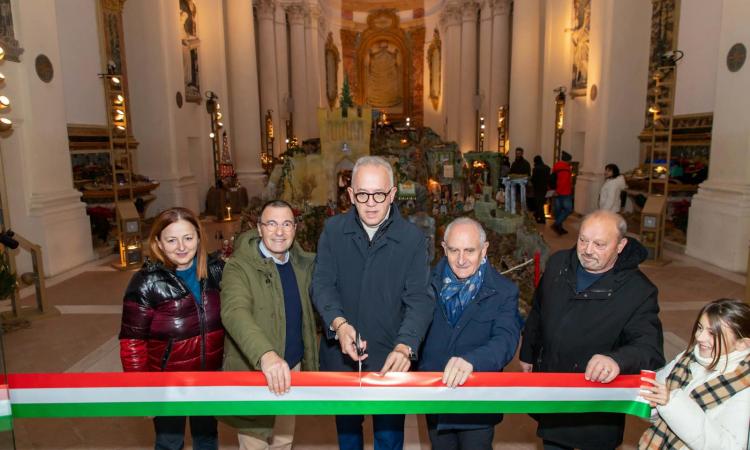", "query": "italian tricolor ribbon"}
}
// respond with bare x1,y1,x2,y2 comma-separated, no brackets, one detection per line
0,371,653,429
